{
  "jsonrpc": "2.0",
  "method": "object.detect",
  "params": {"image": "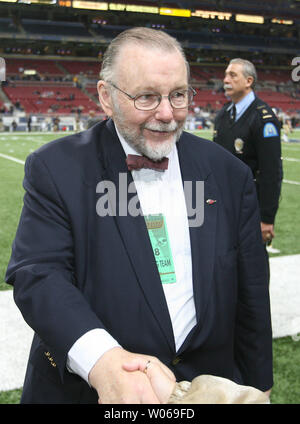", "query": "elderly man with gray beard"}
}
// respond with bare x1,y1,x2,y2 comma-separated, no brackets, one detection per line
6,29,273,404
